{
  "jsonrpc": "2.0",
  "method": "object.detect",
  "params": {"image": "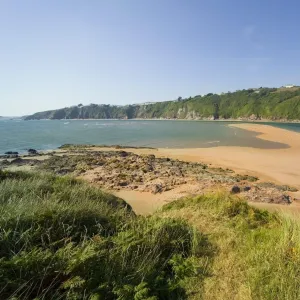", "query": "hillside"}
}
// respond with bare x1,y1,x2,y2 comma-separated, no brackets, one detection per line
25,87,300,121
